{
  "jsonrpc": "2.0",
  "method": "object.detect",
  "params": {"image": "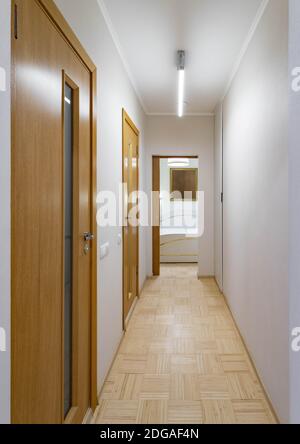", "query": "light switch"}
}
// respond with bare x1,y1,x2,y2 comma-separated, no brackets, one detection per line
0,327,6,352
100,242,109,260
0,67,6,92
